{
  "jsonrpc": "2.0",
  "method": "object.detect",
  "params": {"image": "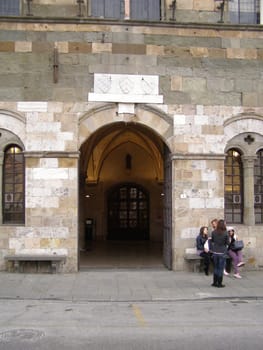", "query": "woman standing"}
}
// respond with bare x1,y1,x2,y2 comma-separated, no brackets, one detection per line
211,219,230,288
